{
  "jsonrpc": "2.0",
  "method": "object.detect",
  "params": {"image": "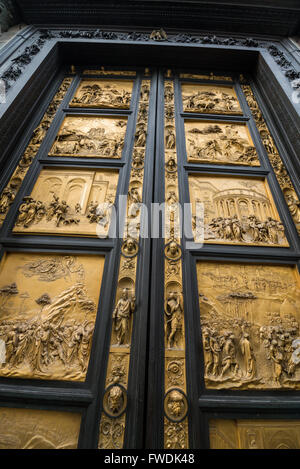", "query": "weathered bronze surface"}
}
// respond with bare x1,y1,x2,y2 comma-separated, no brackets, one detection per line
0,252,105,381
197,261,300,390
189,175,289,246
0,407,81,449
13,168,119,237
210,419,300,449
49,115,127,158
70,79,133,109
182,83,242,115
0,78,72,228
184,120,259,166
